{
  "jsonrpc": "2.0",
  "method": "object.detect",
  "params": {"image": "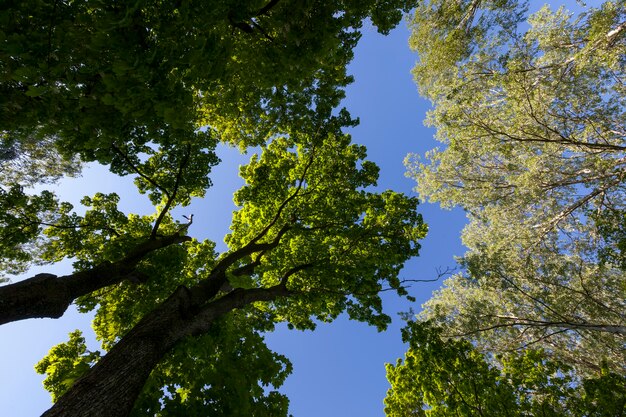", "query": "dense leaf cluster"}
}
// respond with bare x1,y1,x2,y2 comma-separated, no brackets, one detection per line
385,322,626,416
